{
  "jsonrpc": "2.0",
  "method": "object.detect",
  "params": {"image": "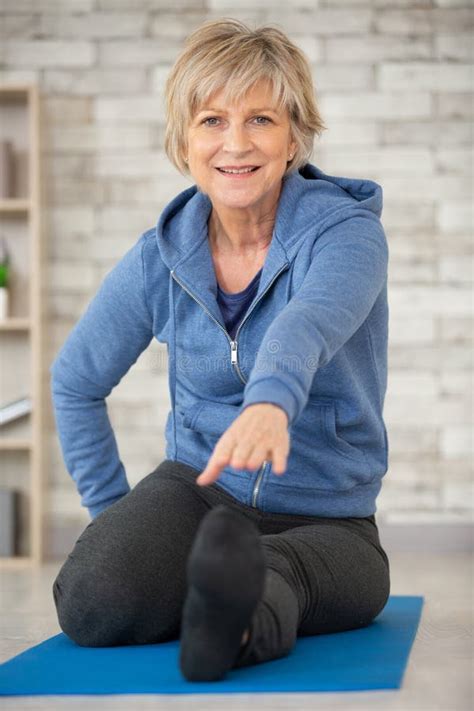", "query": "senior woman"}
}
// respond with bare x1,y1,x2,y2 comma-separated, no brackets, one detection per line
50,19,391,682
